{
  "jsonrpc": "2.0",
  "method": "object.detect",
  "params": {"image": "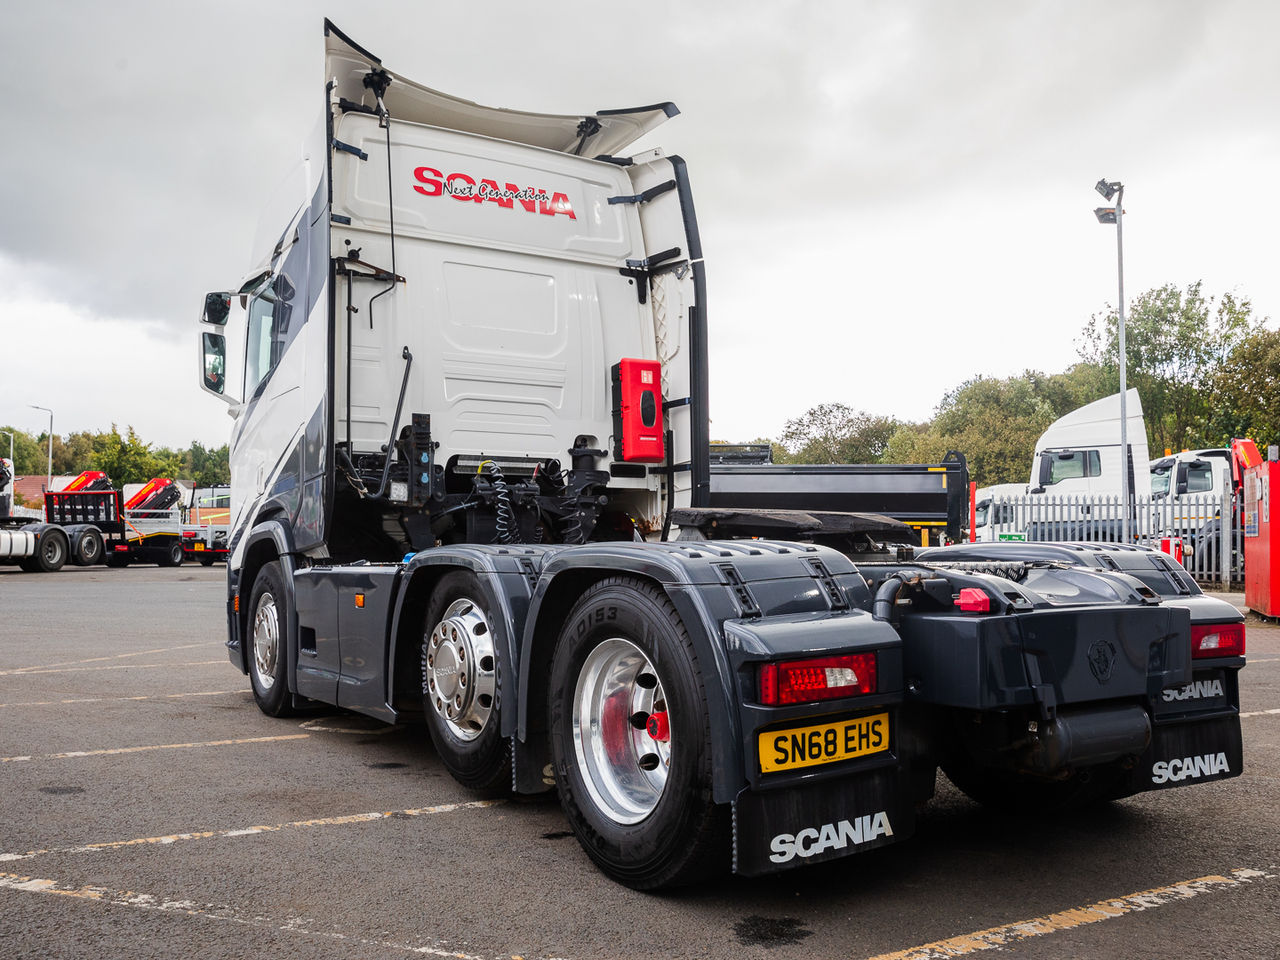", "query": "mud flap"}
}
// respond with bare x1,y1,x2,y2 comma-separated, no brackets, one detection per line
732,767,914,876
1124,713,1243,794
